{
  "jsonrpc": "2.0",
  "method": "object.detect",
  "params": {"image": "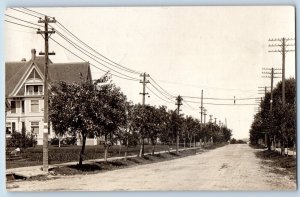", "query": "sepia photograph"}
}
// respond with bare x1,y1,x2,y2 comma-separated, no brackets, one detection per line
4,6,296,191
